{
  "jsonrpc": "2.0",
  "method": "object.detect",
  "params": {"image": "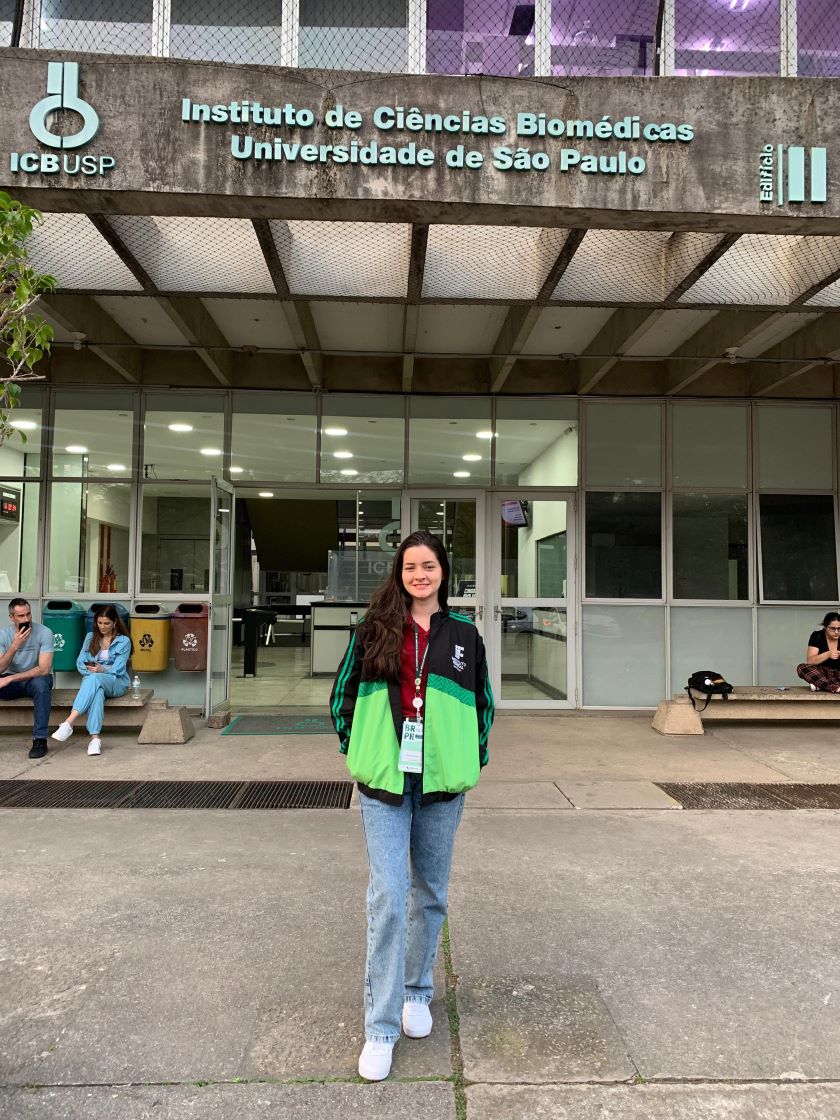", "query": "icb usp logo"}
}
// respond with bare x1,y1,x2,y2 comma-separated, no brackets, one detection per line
10,61,116,177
